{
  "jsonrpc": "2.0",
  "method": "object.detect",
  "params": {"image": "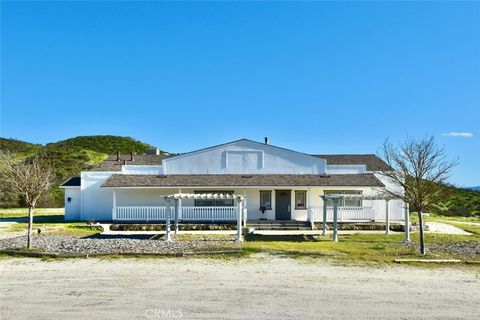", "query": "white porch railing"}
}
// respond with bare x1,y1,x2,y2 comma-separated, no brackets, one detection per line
181,206,237,221
114,206,237,221
311,206,375,222
116,206,167,221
